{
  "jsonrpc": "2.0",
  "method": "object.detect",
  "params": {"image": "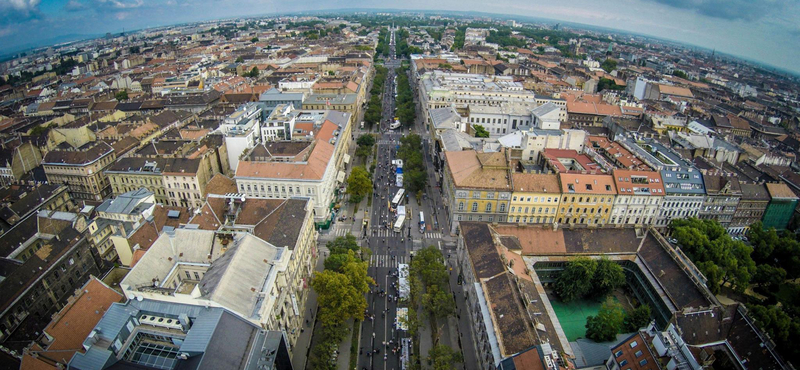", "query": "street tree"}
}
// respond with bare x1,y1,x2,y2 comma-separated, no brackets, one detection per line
311,269,371,327
555,257,597,302
115,90,129,101
324,250,360,272
346,166,372,203
327,234,359,255
586,298,624,342
357,134,376,147
428,344,464,370
422,283,456,319
411,246,448,287
591,258,625,298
